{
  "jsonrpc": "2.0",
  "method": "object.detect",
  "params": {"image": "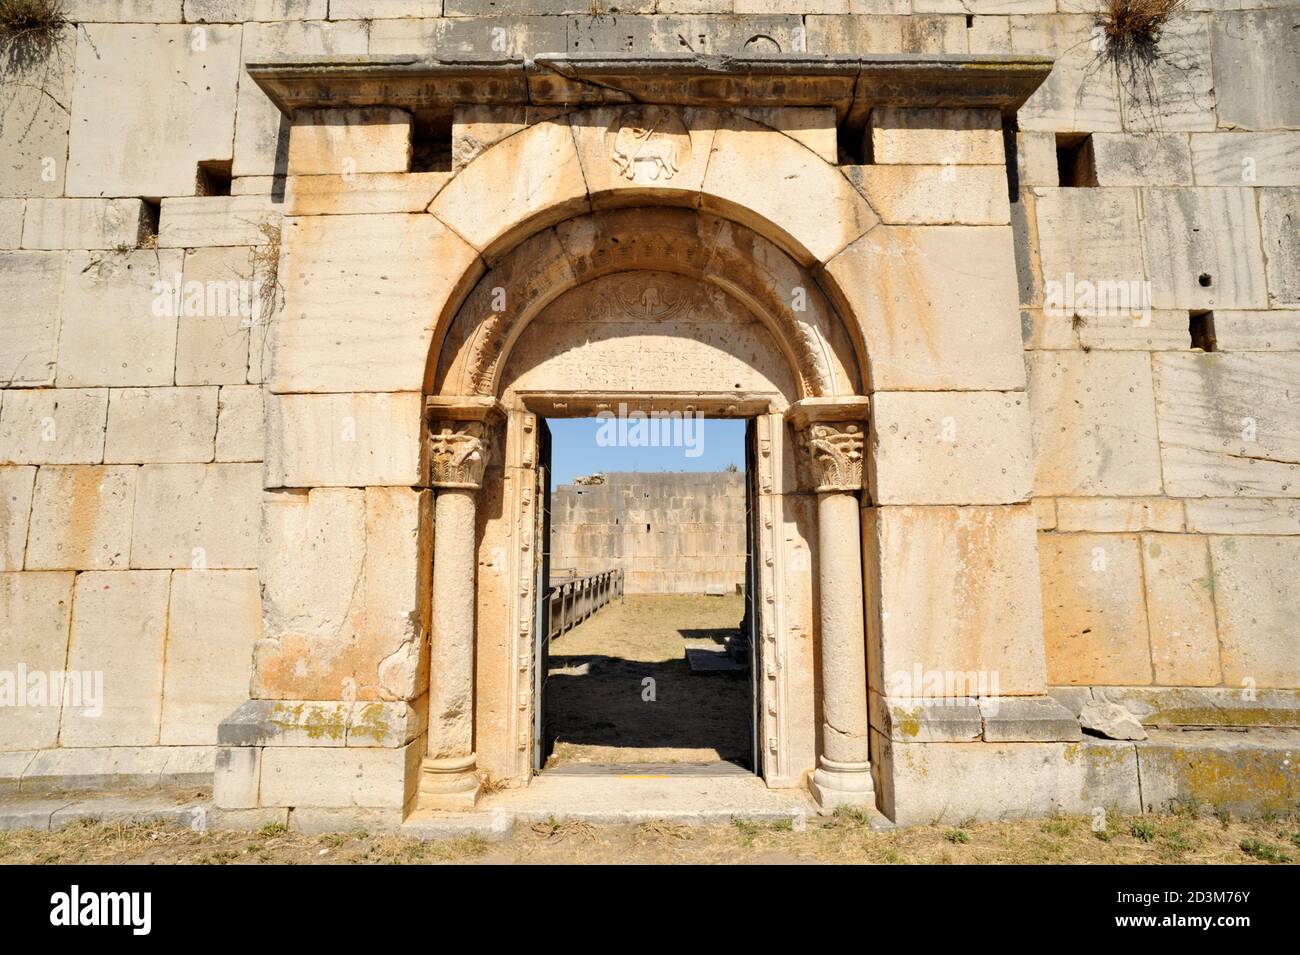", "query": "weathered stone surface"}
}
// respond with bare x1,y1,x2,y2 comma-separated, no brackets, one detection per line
1079,700,1147,740
569,106,718,210
1153,353,1300,498
287,108,412,176
980,696,1082,742
867,504,1046,697
157,196,279,249
735,107,837,162
20,199,150,250
1260,188,1300,305
876,736,1140,825
104,387,218,464
1119,14,1214,132
847,164,1009,224
1010,15,1121,132
1142,188,1268,310
1136,728,1300,817
1210,536,1300,688
1027,352,1162,496
17,744,212,790
1185,498,1300,535
1033,188,1143,298
1039,533,1153,685
0,572,74,750
1055,498,1183,533
65,0,184,19
0,467,35,570
174,246,256,386
870,391,1033,505
0,388,108,464
1211,11,1300,130
0,25,73,198
569,13,804,54
0,252,64,386
806,13,964,55
868,107,1003,164
218,699,426,748
284,172,450,216
1190,132,1300,187
1141,533,1222,686
25,466,135,570
1090,133,1192,185
61,570,171,747
1212,310,1300,351
826,225,1025,391
253,486,431,701
701,113,876,264
0,200,22,248
161,570,260,745
263,392,424,488
1095,686,1300,729
367,14,568,58
1014,130,1056,186
130,463,261,569
258,740,421,809
212,746,260,810
185,0,327,21
67,24,241,197
215,385,263,462
869,694,983,742
57,251,183,388
1032,496,1056,530
270,214,480,393
233,19,370,178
